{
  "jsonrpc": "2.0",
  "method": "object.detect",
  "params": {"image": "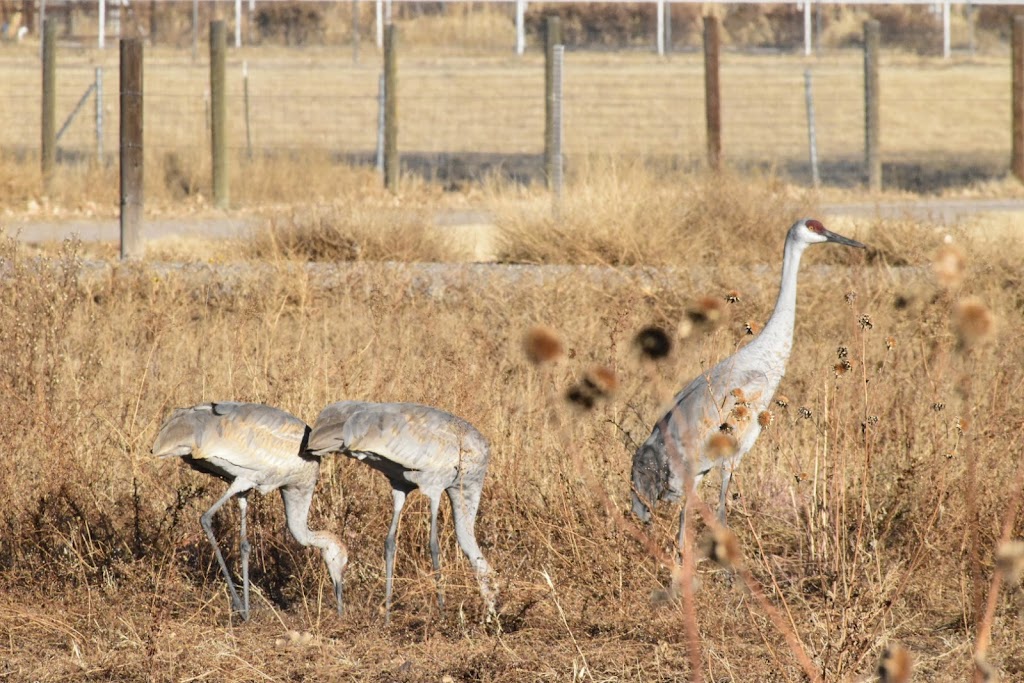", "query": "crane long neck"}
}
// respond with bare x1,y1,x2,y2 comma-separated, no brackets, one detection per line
752,235,806,360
